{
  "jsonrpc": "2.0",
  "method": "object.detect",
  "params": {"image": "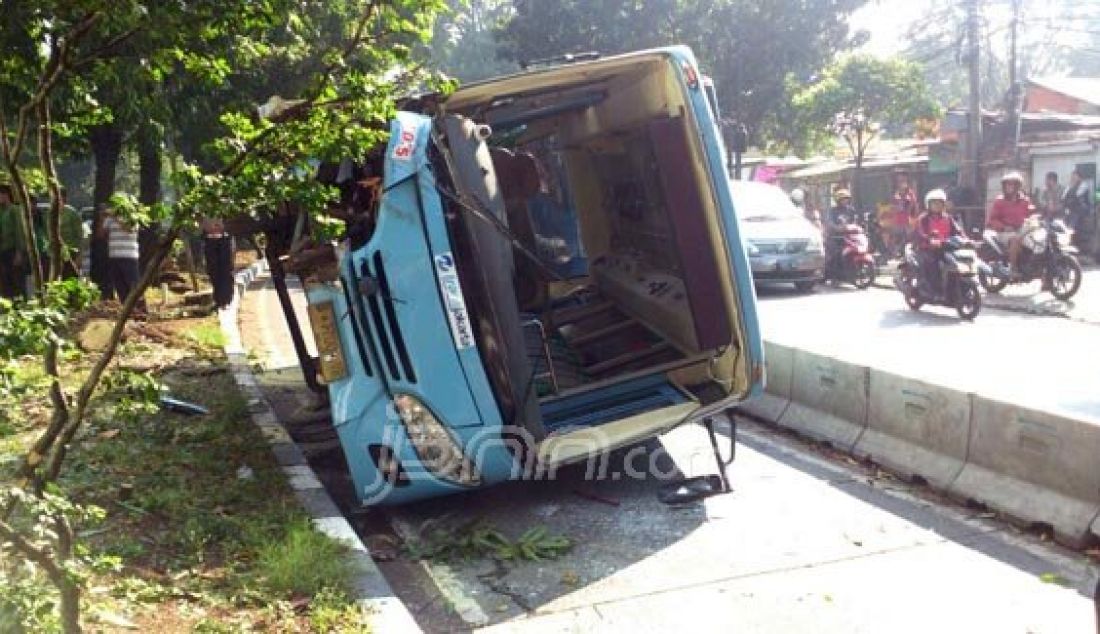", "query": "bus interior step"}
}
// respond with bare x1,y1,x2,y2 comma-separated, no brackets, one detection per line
539,373,690,433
